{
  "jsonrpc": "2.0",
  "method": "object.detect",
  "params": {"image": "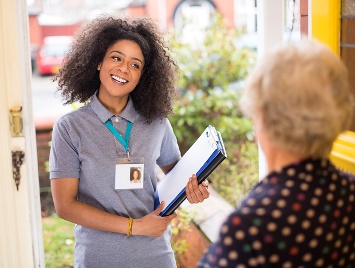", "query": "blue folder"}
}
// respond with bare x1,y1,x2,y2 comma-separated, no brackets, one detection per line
154,125,227,216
